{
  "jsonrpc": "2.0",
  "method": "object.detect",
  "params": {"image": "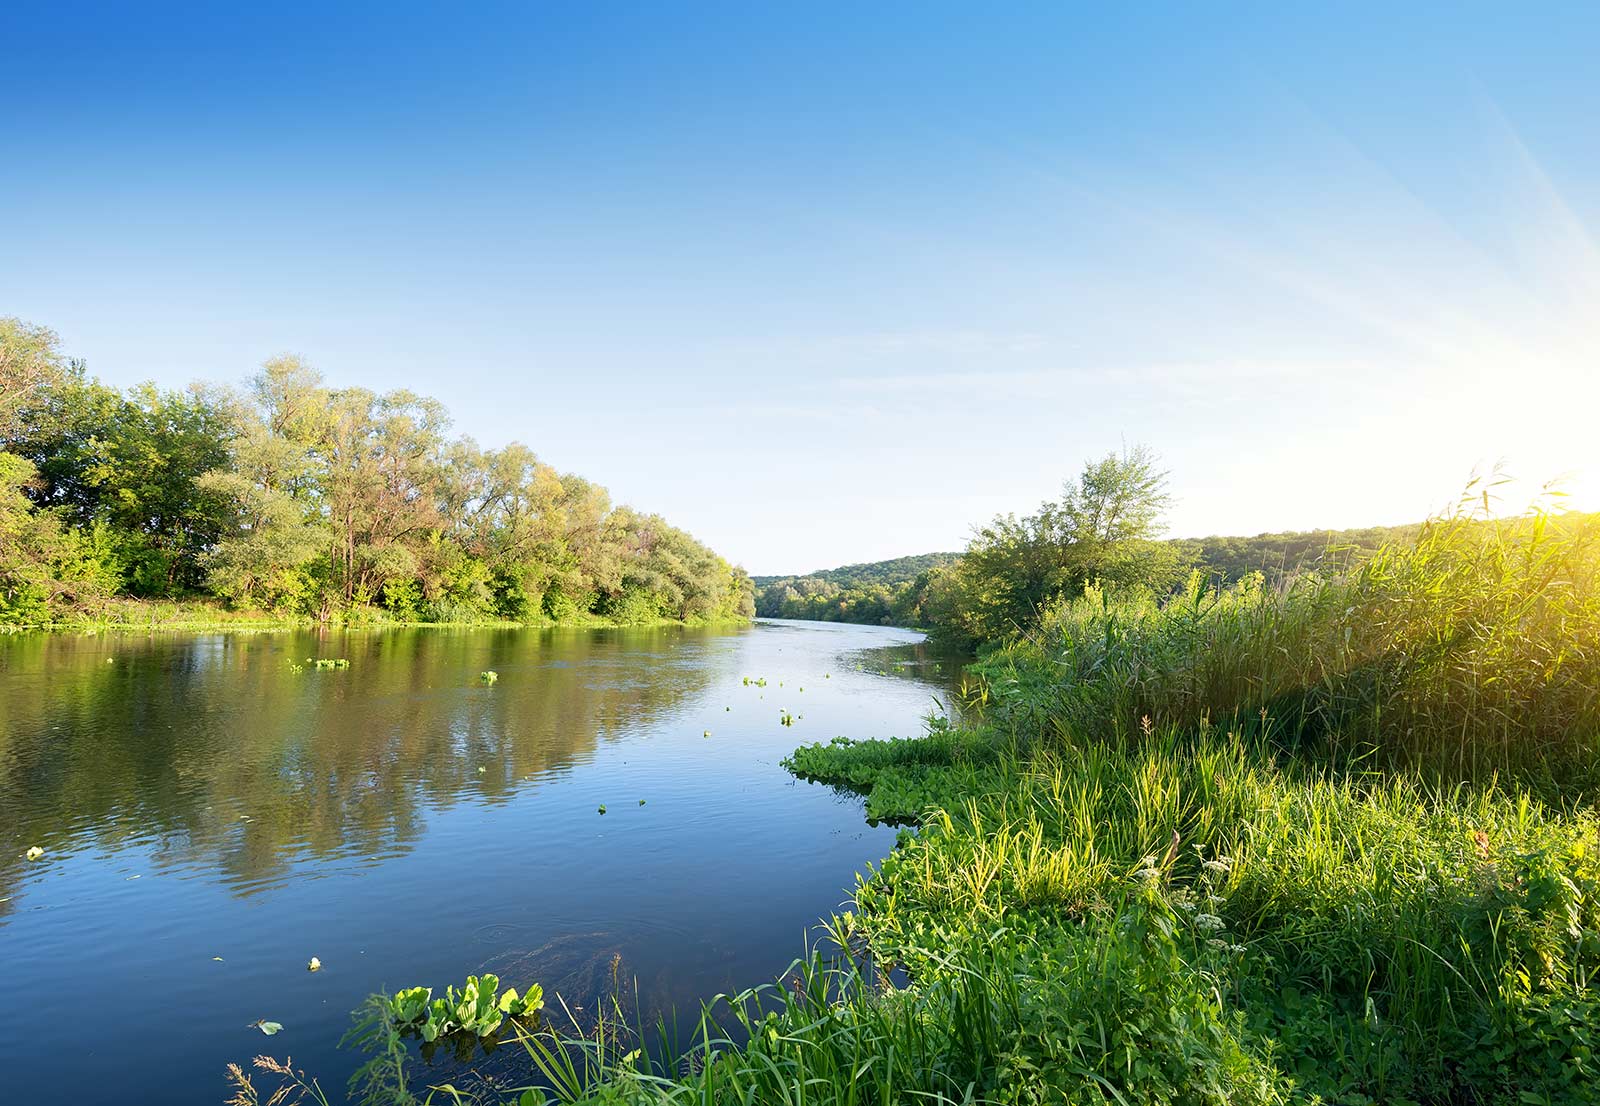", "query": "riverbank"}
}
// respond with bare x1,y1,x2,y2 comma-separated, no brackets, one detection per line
0,597,753,634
